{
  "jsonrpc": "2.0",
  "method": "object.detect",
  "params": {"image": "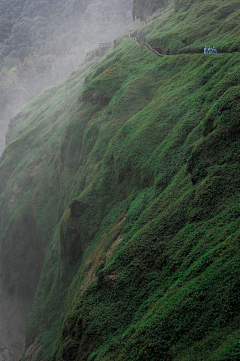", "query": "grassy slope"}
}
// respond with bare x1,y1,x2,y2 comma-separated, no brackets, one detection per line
0,0,239,360
137,0,240,54
48,47,240,360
